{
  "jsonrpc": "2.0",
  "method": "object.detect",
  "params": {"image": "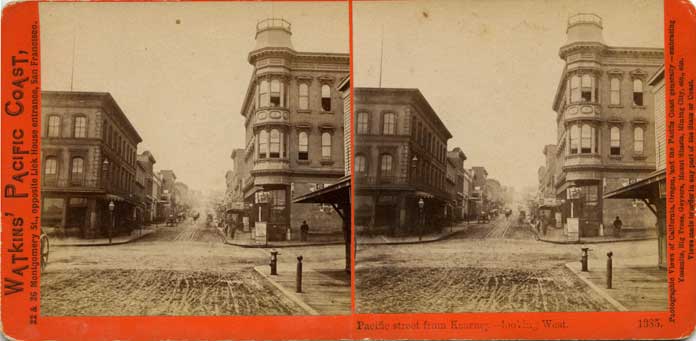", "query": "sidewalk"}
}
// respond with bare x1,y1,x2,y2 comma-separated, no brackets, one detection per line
51,227,157,247
565,260,667,311
217,227,345,248
254,261,350,315
533,224,657,244
357,223,473,245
